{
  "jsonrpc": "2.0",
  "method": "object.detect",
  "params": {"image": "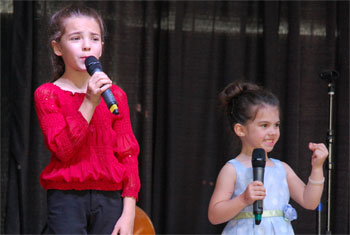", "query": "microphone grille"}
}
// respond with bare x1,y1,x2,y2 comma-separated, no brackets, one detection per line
85,56,102,75
252,148,266,167
319,70,339,80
